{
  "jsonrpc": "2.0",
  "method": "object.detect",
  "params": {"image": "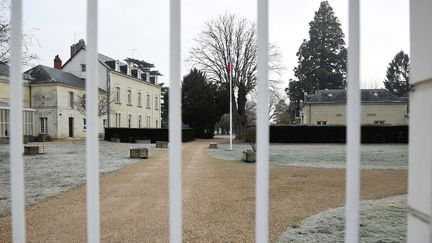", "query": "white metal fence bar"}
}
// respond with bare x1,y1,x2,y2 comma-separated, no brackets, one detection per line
345,0,360,242
169,0,182,242
407,0,432,242
256,0,269,242
9,0,26,242
85,0,100,242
